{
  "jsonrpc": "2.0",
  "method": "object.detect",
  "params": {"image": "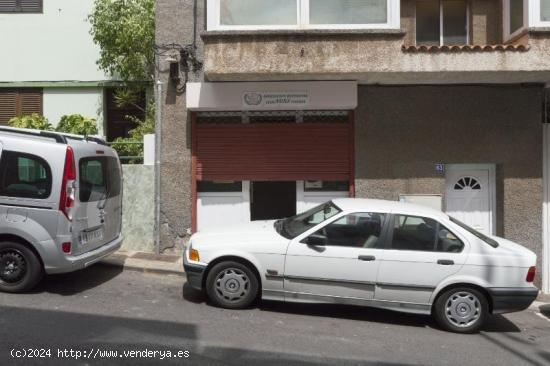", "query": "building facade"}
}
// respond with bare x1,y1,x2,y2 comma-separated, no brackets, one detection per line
0,0,142,140
156,0,550,293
